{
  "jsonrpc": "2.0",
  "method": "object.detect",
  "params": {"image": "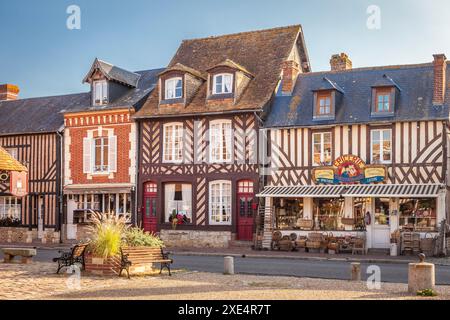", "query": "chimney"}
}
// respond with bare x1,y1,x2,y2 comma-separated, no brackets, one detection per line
281,60,300,95
0,84,20,101
433,54,447,105
330,53,352,71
